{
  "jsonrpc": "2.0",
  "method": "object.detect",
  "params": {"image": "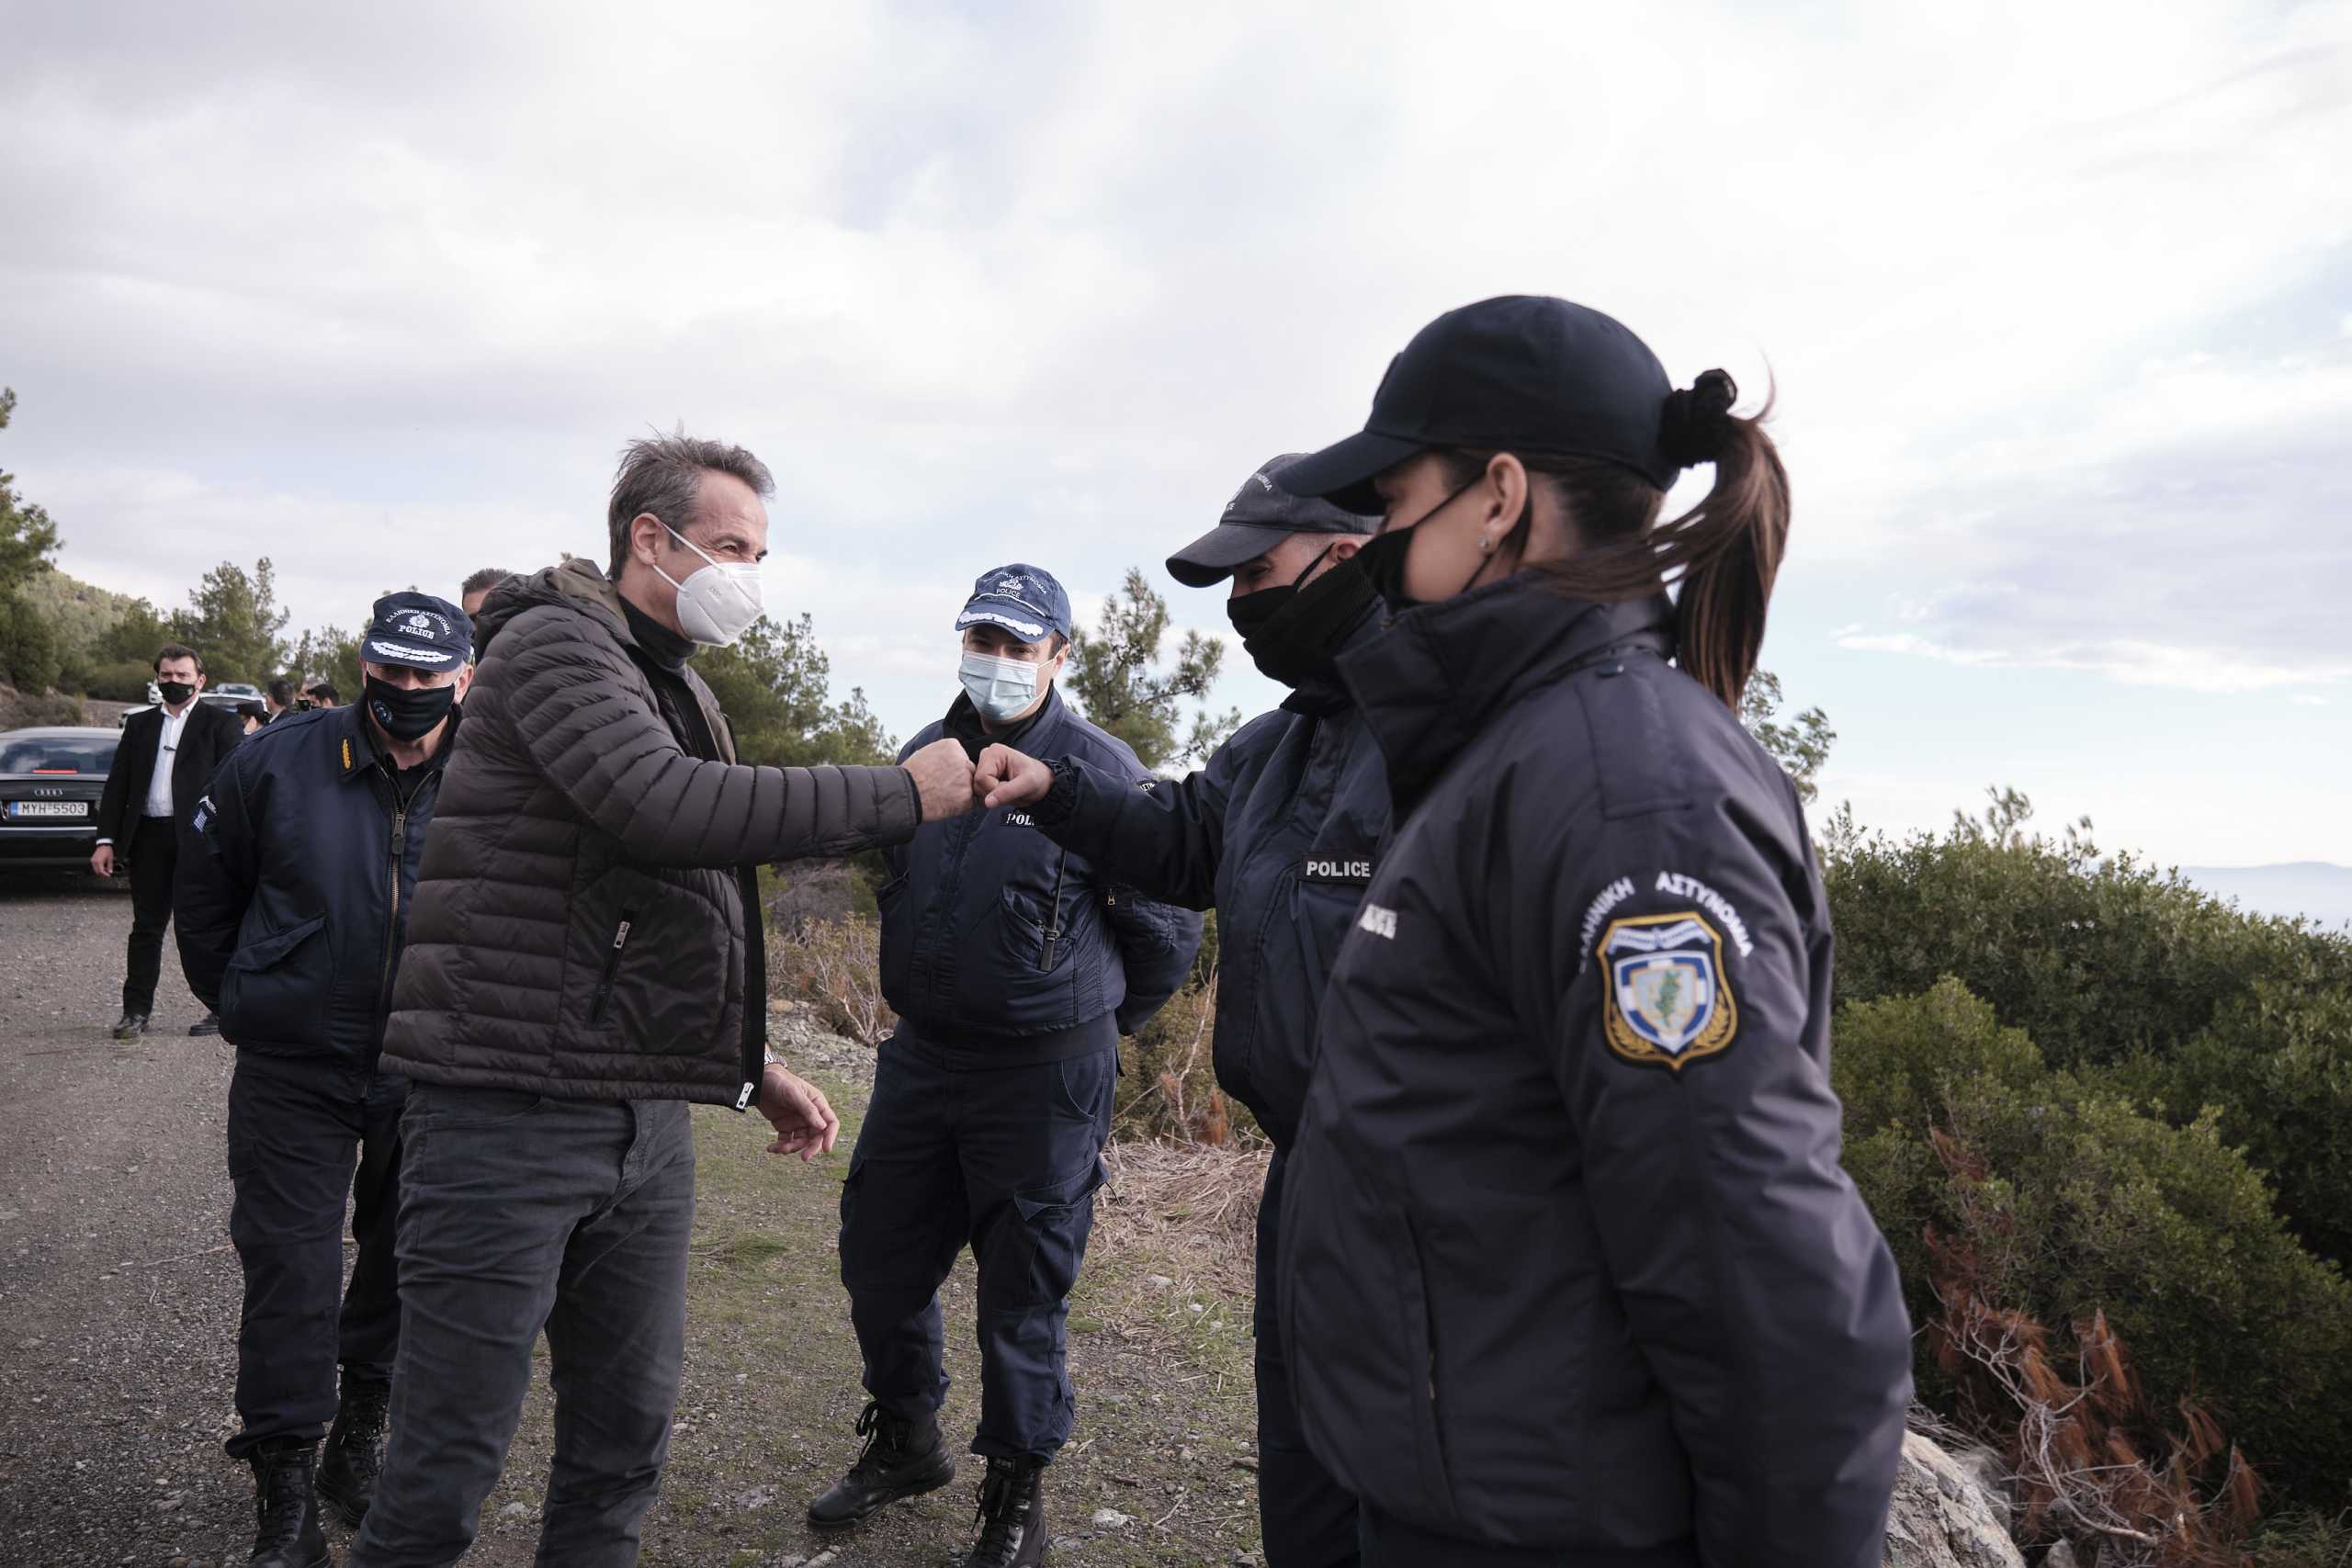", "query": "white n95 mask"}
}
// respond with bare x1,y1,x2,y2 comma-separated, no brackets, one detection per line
655,523,764,648
960,651,1039,723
